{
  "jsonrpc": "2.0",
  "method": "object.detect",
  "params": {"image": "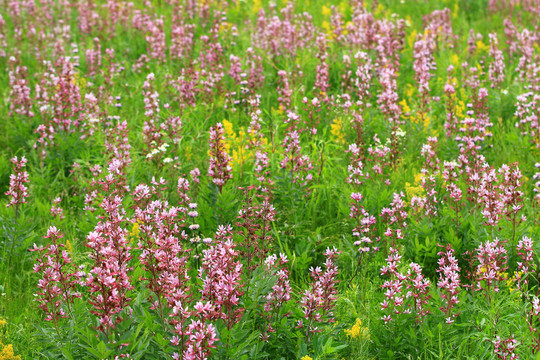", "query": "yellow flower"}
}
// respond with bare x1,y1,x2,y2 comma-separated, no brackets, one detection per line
0,319,21,360
219,22,232,33
321,5,331,16
65,240,73,254
455,100,465,119
451,54,460,67
452,1,459,18
321,21,334,40
345,318,370,340
405,182,424,202
0,344,21,360
399,99,411,113
130,222,140,239
476,40,489,53
301,356,313,360
375,3,385,15
423,115,431,130
407,30,417,48
221,120,254,168
330,119,345,144
223,120,236,142
404,83,415,98
252,0,262,13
